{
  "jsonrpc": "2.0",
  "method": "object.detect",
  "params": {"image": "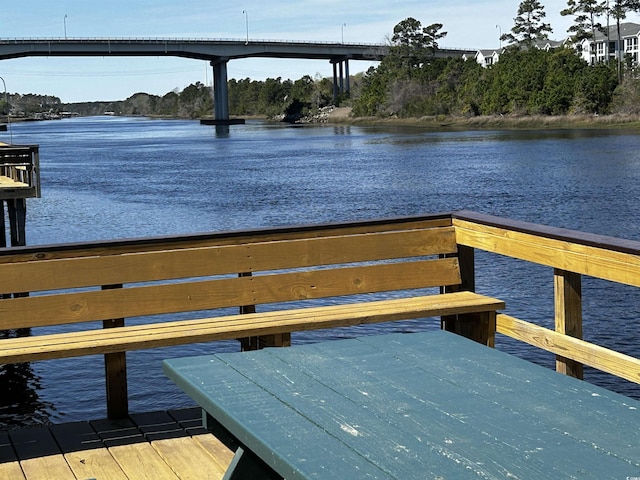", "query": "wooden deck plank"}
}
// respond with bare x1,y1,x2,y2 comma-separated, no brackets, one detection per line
0,408,234,480
10,426,76,480
20,455,76,480
192,434,235,474
109,442,181,480
64,448,129,480
0,432,18,463
152,436,229,480
0,462,26,480
49,421,104,452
